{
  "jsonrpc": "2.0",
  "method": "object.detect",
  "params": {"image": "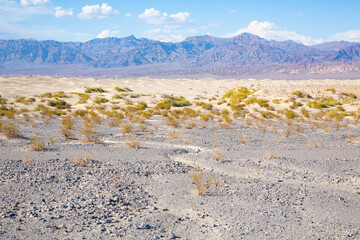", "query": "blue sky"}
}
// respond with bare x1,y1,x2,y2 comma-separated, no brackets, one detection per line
1,0,360,45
